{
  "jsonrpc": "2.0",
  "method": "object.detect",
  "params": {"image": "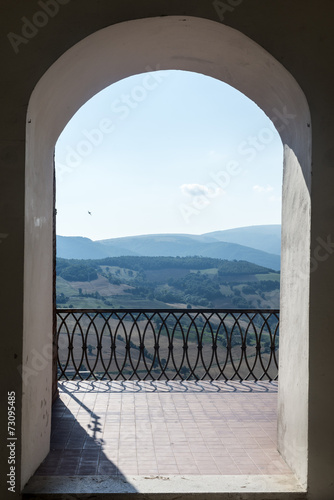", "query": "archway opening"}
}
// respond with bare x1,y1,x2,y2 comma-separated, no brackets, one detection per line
23,15,311,493
51,69,284,478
